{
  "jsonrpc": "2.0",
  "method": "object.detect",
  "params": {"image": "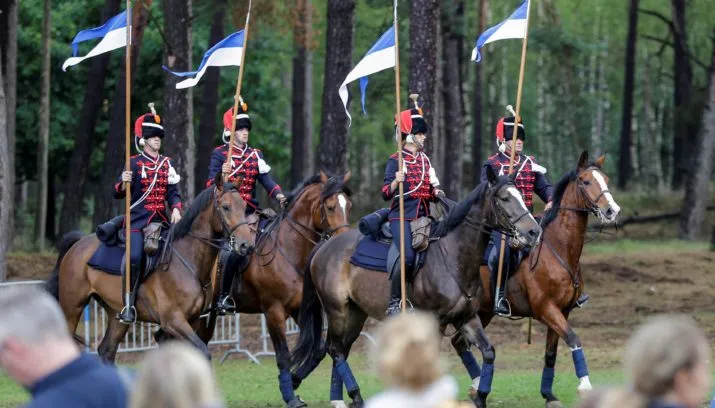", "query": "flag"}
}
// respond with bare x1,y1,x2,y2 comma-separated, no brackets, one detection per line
163,31,245,89
338,27,396,124
471,0,529,62
62,11,129,72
